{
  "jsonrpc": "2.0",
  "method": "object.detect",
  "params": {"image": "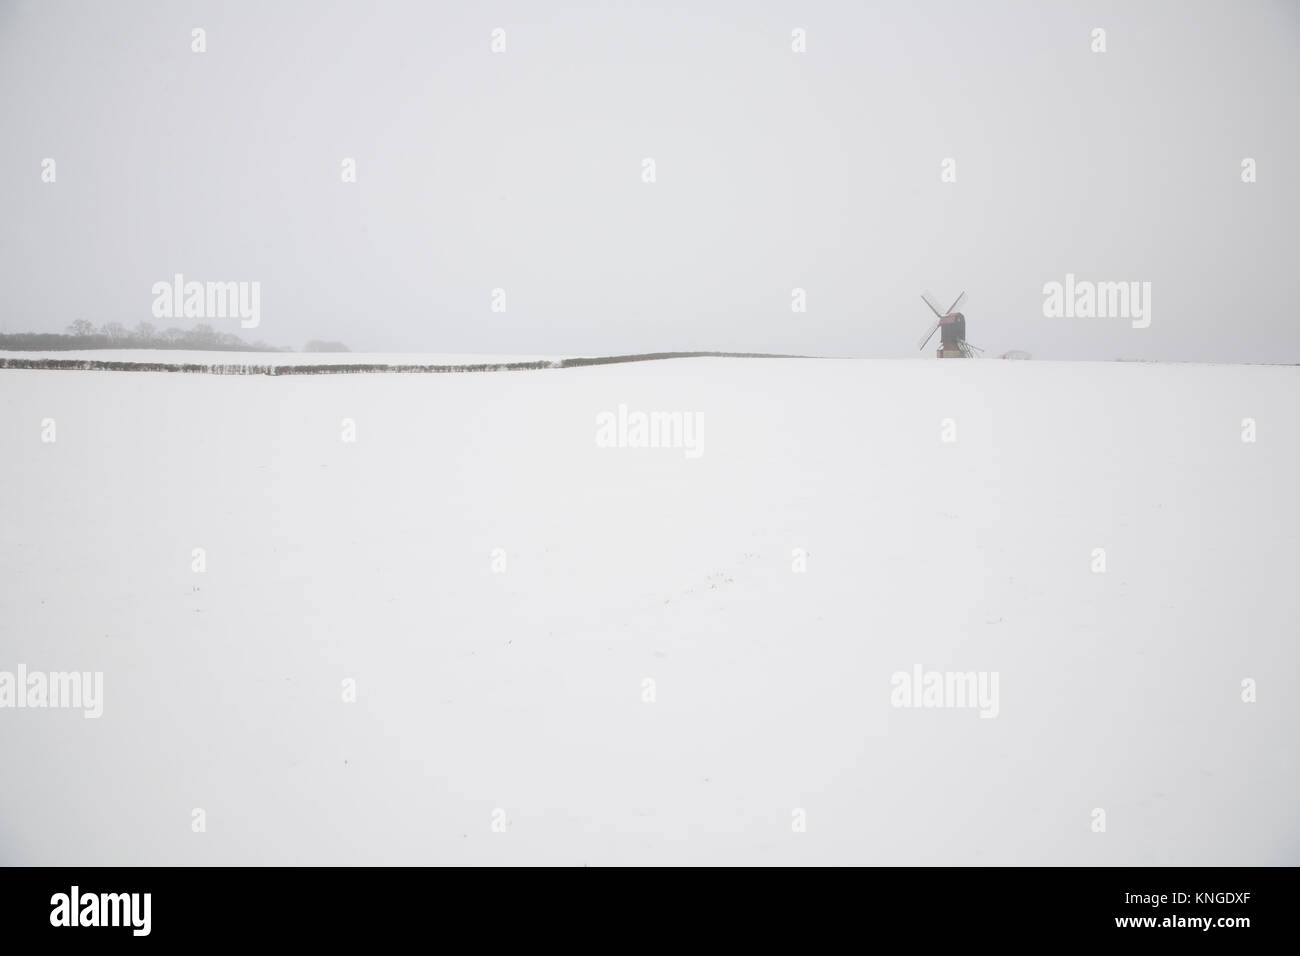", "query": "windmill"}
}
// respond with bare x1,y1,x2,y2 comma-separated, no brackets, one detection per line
918,291,979,358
